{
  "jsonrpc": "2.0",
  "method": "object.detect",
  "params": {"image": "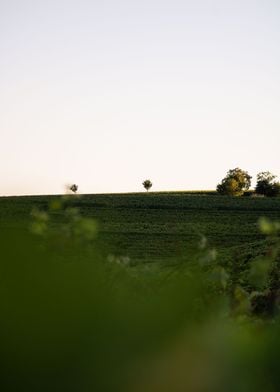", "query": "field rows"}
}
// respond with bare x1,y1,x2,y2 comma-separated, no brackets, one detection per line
1,192,280,264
